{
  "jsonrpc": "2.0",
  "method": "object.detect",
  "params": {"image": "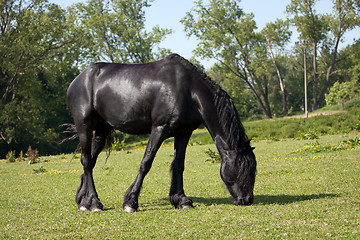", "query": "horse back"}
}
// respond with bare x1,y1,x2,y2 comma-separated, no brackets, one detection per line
67,58,203,135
